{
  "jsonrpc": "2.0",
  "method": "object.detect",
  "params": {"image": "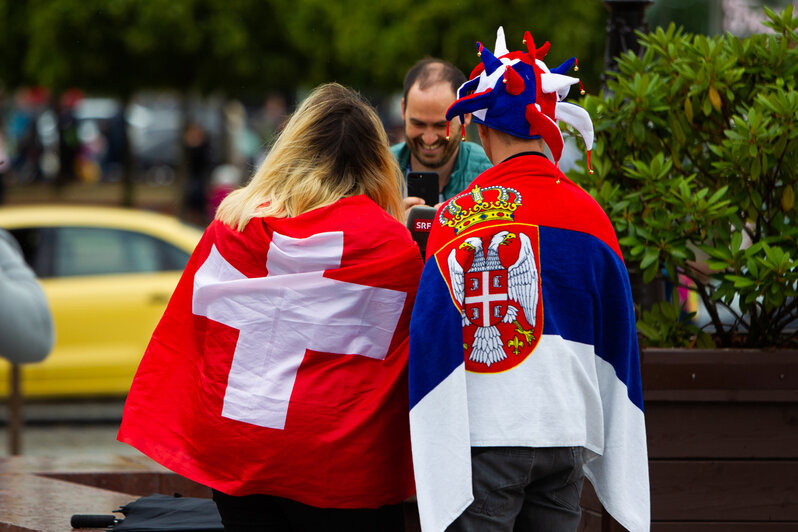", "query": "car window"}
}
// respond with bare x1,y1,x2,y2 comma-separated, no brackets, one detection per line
8,228,52,277
53,227,190,277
